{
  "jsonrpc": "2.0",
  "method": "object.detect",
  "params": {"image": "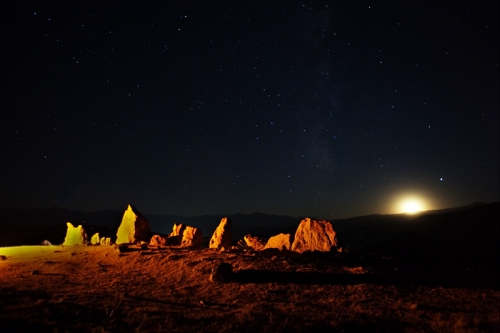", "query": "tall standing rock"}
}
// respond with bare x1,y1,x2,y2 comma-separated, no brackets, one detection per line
116,204,151,244
209,217,233,249
291,218,338,253
63,222,87,246
181,226,203,248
